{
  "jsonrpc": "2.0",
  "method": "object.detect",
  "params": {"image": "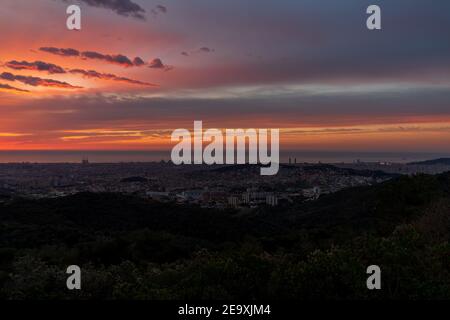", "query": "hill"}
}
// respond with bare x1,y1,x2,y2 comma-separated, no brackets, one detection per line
0,172,449,299
210,163,397,178
409,158,450,165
